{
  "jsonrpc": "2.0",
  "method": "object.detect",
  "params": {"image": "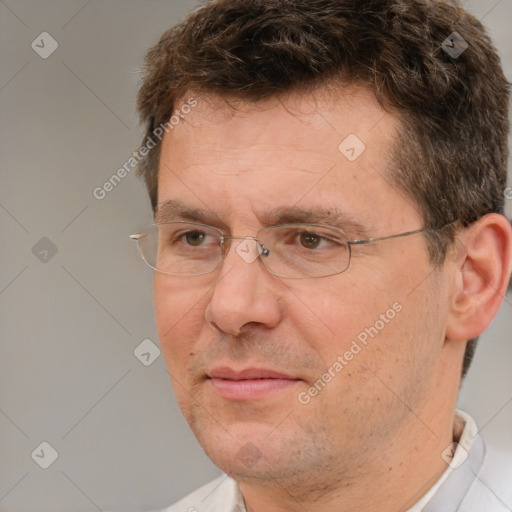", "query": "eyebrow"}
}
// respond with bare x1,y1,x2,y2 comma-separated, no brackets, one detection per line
155,200,370,236
263,206,369,236
155,199,222,225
